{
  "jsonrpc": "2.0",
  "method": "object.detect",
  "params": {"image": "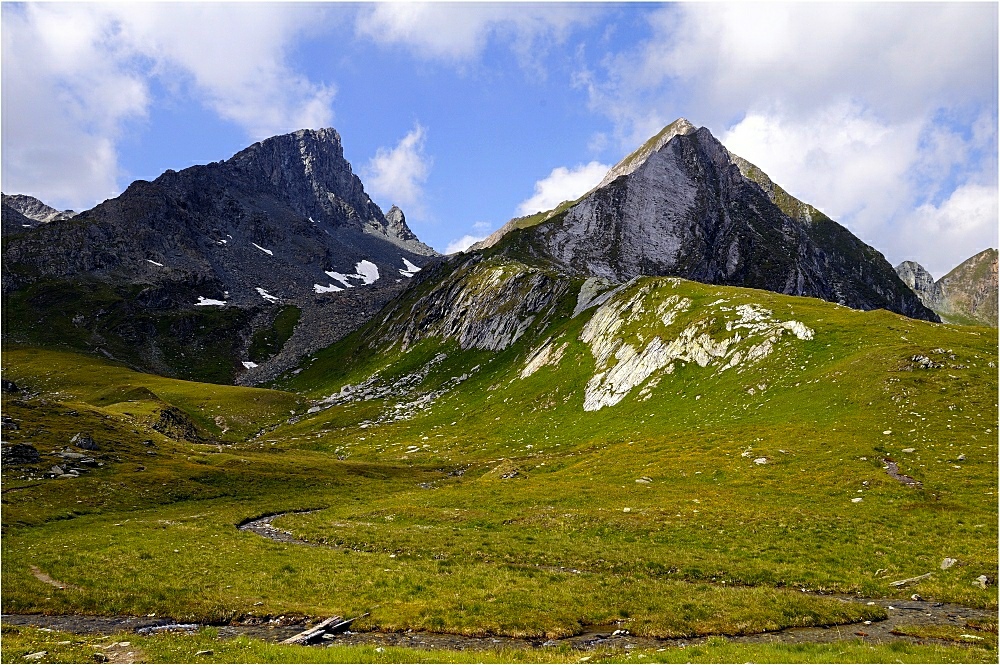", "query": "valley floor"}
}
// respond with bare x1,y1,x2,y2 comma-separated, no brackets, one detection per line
2,278,998,663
